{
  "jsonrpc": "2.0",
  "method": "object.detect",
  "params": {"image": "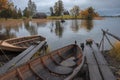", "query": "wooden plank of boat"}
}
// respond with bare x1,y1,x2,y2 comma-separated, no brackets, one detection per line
0,41,46,75
41,56,73,75
60,57,76,67
0,35,46,52
0,44,84,80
